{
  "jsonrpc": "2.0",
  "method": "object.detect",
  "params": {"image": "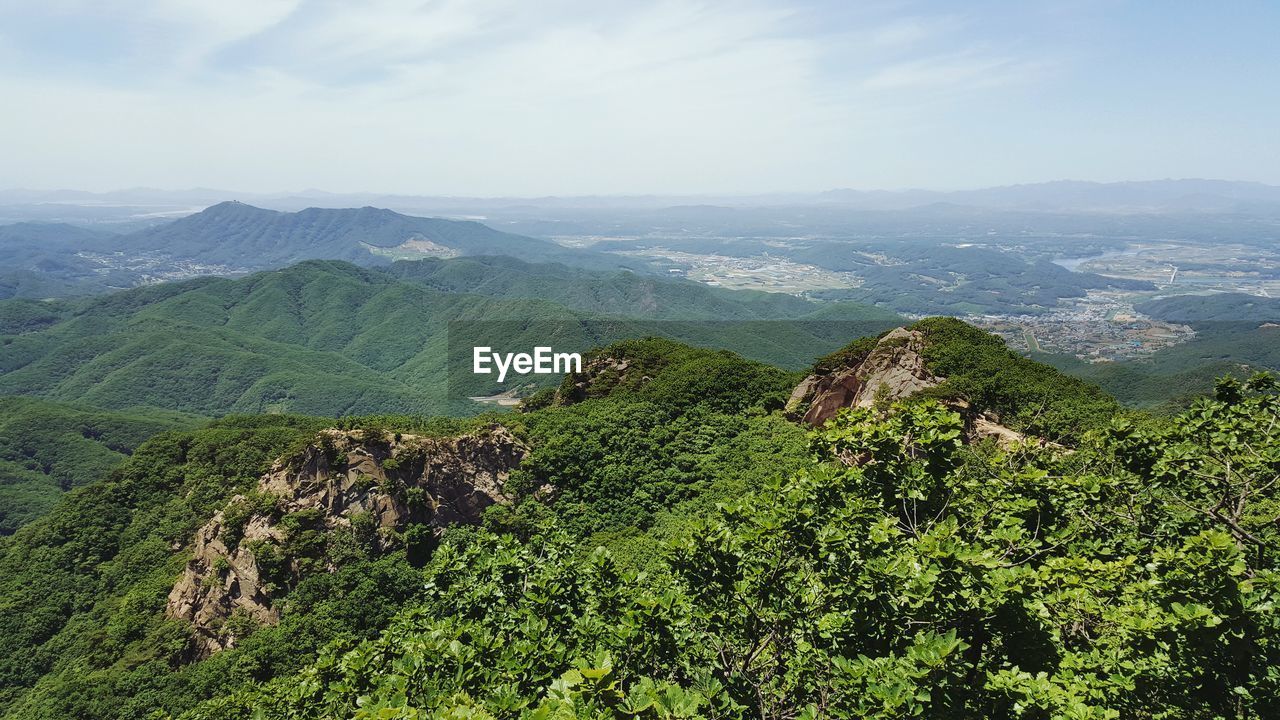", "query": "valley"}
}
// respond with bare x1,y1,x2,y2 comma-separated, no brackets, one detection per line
4,194,1278,409
549,219,1280,364
0,191,1276,718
